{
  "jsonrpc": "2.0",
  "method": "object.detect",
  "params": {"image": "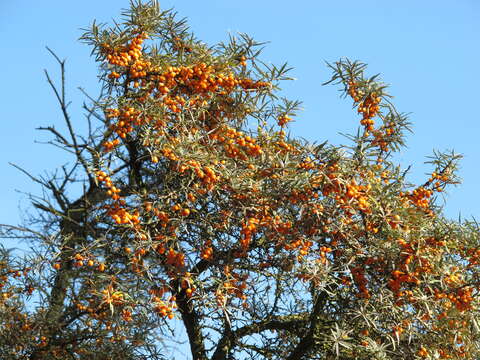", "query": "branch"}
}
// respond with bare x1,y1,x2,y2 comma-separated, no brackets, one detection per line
175,287,208,360
211,314,309,360
44,47,92,181
285,289,332,360
9,162,49,187
36,125,71,146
